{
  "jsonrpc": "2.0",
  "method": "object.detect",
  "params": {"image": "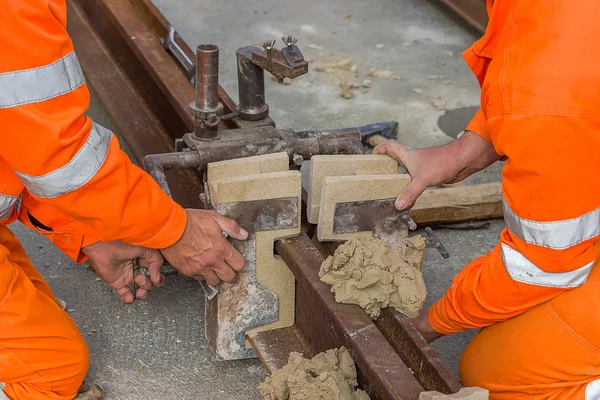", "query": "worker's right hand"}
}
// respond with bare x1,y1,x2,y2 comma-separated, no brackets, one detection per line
411,308,444,343
373,130,501,210
160,209,248,286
